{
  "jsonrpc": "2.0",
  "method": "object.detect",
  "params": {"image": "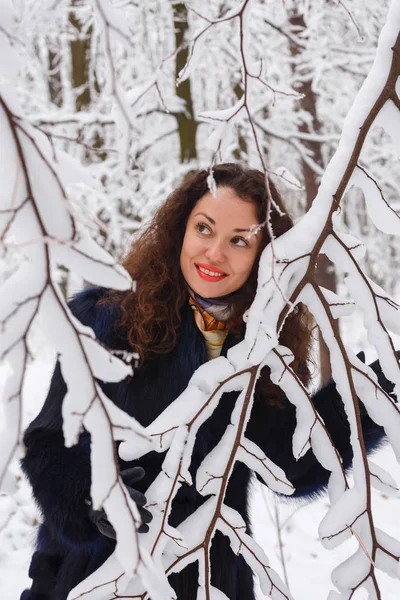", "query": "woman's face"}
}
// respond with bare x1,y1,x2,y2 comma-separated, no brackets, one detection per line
180,186,262,298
